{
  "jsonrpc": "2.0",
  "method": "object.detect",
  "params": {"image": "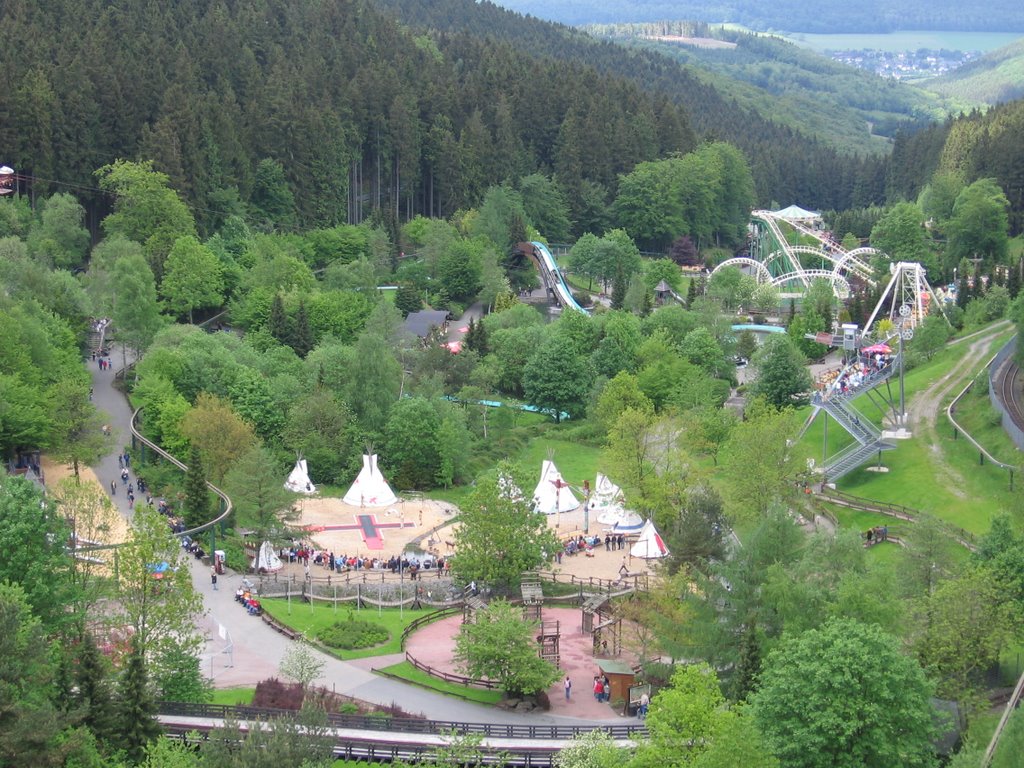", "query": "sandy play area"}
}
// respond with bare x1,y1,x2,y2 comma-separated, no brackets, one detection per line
297,495,458,561
293,494,658,585
41,456,132,549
